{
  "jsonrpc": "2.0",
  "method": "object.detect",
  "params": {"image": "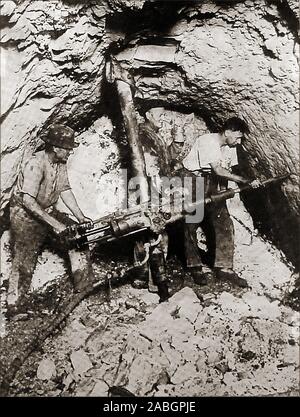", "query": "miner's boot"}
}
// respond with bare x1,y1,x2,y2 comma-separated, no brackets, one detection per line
157,281,170,303
215,268,248,288
150,249,169,303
